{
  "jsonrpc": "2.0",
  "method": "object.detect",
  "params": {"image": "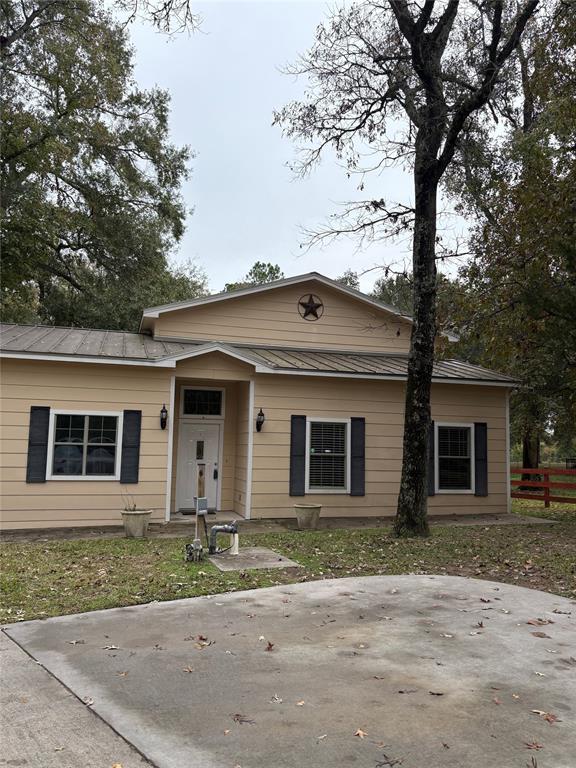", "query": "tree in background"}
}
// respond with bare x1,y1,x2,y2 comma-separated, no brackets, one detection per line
444,1,576,468
335,269,361,290
1,0,200,330
224,262,284,292
276,0,540,536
